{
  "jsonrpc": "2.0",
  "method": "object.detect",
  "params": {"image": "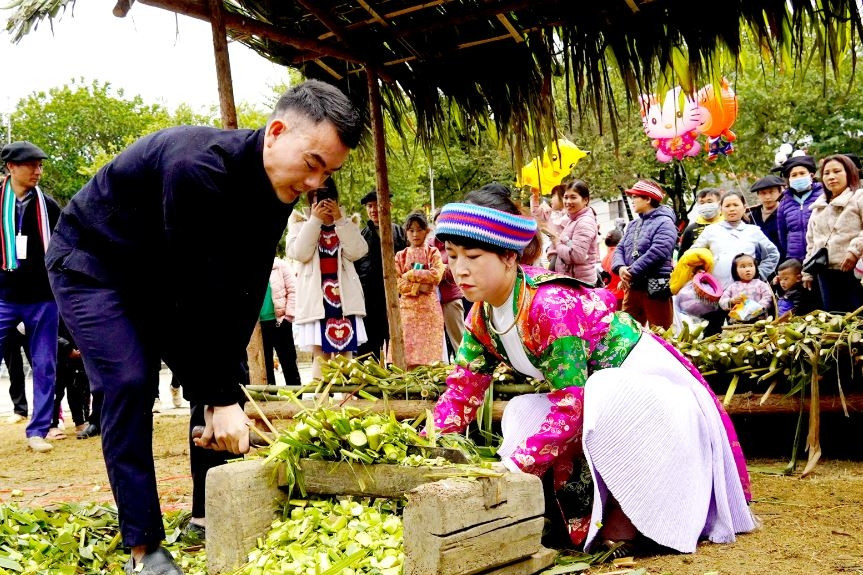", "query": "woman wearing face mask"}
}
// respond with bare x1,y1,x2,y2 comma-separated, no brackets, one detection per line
802,154,863,312
679,188,722,254
775,156,823,264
